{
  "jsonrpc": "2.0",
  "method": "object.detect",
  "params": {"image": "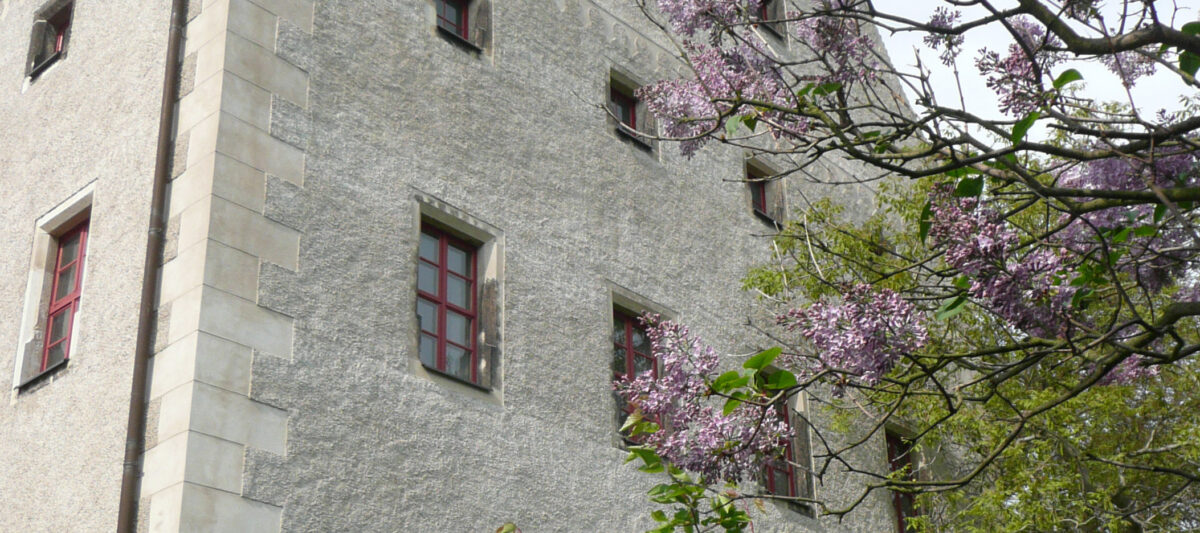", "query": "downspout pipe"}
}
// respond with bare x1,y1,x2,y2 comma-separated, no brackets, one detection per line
116,0,186,530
